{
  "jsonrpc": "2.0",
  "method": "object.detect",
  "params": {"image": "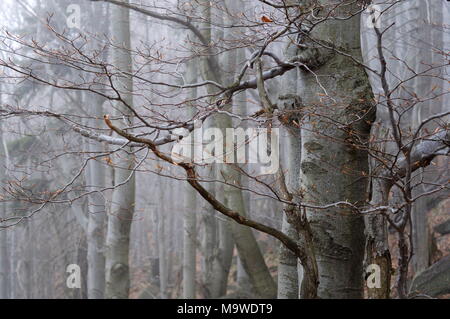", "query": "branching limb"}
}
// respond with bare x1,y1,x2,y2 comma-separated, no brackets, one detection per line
103,114,319,298
90,0,208,46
